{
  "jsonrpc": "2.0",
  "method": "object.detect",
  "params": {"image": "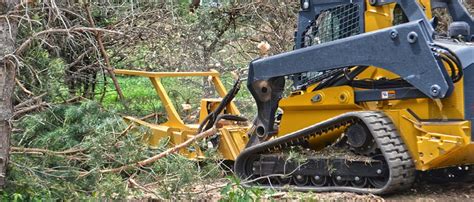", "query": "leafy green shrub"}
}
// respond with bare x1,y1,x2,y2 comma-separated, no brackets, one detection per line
219,176,270,202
